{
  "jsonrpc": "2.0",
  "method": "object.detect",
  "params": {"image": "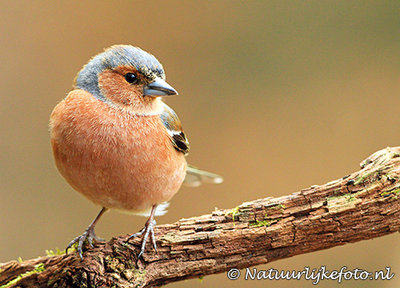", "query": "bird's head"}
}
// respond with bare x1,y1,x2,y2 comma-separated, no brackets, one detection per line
74,45,178,115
